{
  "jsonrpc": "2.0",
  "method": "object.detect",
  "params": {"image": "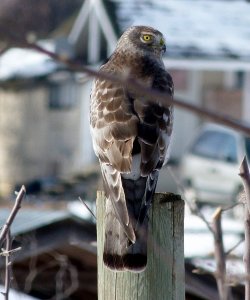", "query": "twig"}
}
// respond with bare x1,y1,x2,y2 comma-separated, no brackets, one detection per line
189,202,214,234
167,166,214,233
0,186,25,299
79,197,96,220
0,186,26,247
48,252,79,300
1,231,12,300
55,254,67,299
8,40,250,137
24,237,38,293
0,247,21,256
225,237,244,257
221,202,242,212
239,157,250,213
239,156,250,300
212,207,232,300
